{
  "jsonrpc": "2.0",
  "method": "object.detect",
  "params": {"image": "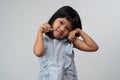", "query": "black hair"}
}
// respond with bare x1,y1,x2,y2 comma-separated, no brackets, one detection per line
45,6,82,38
